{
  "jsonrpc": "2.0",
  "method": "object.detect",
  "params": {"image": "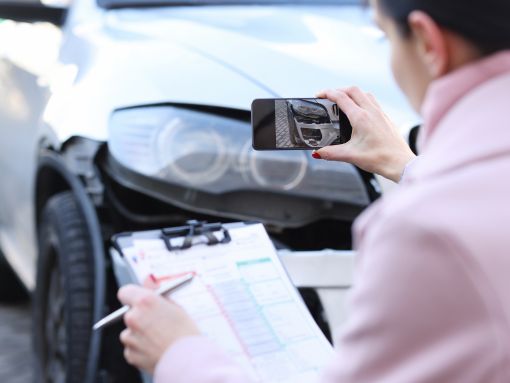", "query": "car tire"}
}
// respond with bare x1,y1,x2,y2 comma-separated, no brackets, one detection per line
33,191,94,383
287,107,301,145
289,125,299,145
